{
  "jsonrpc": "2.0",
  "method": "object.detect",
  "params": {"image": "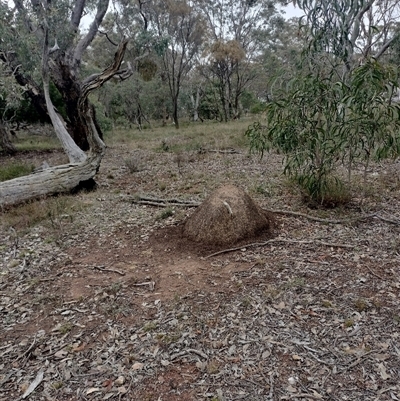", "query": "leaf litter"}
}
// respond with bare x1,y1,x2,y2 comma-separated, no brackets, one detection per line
1,144,400,400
